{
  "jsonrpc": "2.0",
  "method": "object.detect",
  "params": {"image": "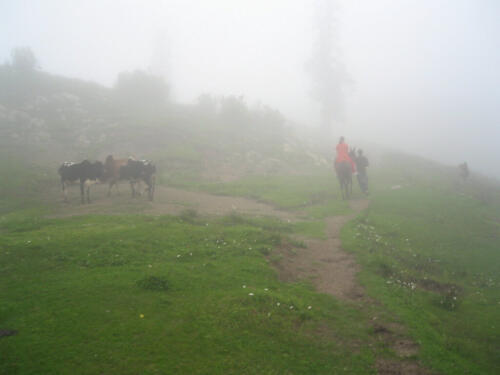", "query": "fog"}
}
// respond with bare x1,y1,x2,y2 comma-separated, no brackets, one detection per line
1,0,499,177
